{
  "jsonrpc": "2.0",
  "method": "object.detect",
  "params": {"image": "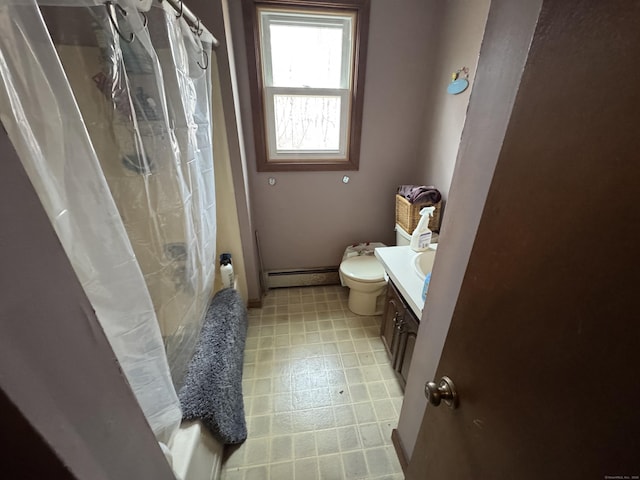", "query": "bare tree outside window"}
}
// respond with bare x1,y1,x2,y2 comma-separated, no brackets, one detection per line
274,95,340,150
